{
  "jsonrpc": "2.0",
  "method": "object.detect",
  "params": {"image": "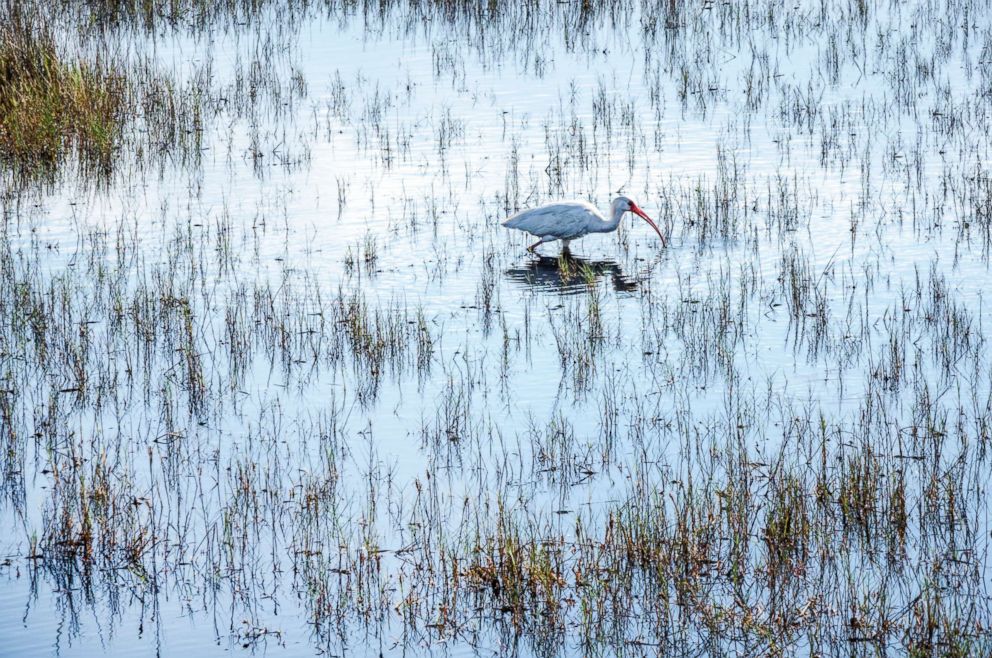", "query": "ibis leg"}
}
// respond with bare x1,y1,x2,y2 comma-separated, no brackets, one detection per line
526,238,545,252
